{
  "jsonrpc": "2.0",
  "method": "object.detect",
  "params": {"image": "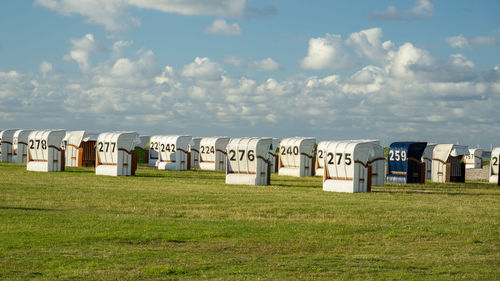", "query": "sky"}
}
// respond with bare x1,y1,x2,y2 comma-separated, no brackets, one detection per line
0,0,499,149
